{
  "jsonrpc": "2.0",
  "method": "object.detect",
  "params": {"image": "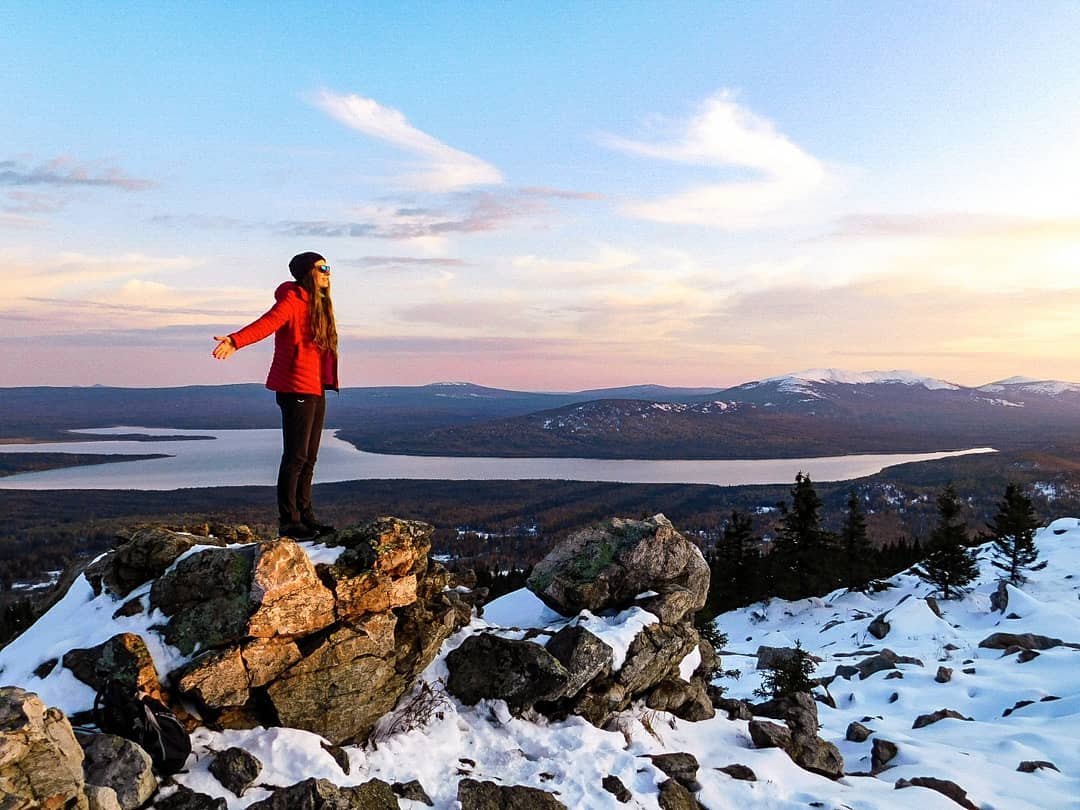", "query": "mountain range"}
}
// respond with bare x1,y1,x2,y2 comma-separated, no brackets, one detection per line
5,369,1080,459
